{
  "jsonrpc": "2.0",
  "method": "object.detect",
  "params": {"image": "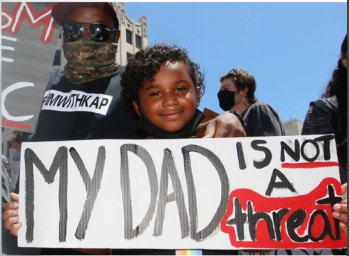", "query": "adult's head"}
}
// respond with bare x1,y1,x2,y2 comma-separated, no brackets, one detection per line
322,34,347,98
52,2,120,43
11,130,23,149
51,2,121,84
217,69,257,111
